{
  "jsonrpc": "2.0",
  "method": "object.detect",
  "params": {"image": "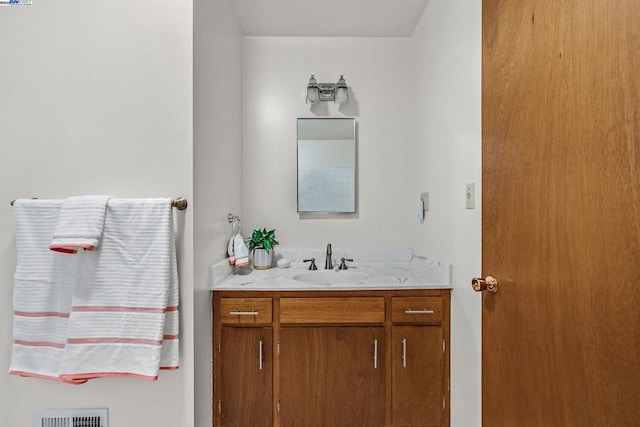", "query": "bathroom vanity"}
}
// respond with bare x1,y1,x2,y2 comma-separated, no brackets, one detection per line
210,250,452,427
